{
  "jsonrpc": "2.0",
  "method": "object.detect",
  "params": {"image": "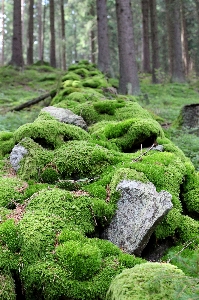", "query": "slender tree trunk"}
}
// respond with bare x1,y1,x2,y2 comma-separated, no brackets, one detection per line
141,0,150,73
27,0,34,65
195,0,199,75
115,0,140,95
1,0,4,66
61,0,66,70
166,0,185,82
96,0,111,75
38,0,43,61
150,0,160,83
181,0,190,75
41,0,47,62
49,0,56,67
90,4,96,64
10,0,24,67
